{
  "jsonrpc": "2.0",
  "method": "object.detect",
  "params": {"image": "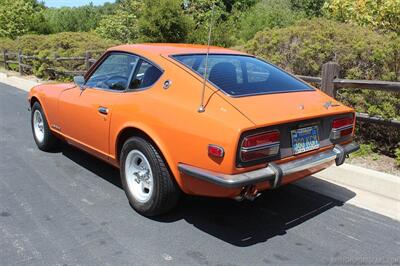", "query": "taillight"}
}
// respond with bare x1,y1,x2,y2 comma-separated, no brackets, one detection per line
240,130,280,162
331,115,354,140
208,144,224,158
